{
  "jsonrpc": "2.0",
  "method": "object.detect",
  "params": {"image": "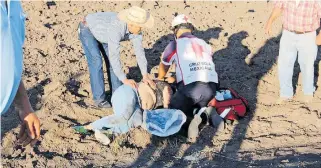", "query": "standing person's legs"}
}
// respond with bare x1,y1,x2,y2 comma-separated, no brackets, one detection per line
297,31,317,98
278,30,298,99
101,44,122,93
78,22,107,105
